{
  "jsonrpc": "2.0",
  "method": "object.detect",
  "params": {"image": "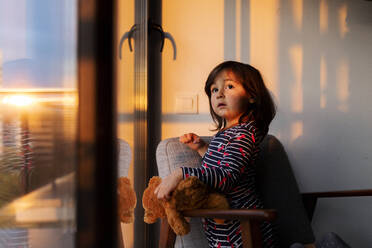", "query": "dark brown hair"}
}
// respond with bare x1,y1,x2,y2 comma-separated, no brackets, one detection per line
205,61,276,135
